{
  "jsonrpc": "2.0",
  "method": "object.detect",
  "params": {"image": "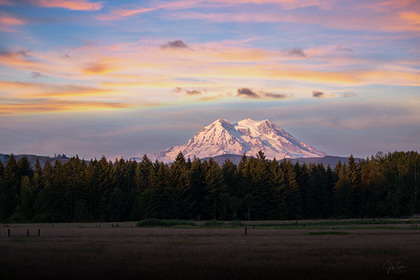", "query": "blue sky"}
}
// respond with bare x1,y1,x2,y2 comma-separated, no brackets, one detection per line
0,0,419,159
